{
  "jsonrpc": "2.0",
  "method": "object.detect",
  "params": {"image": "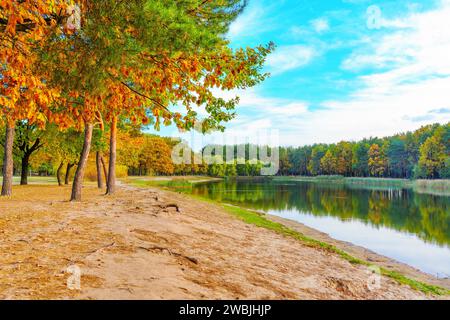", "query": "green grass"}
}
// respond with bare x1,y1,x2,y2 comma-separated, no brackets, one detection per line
124,176,219,190
128,177,450,296
414,179,450,195
130,179,194,189
274,175,345,183
345,177,412,187
0,176,58,185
